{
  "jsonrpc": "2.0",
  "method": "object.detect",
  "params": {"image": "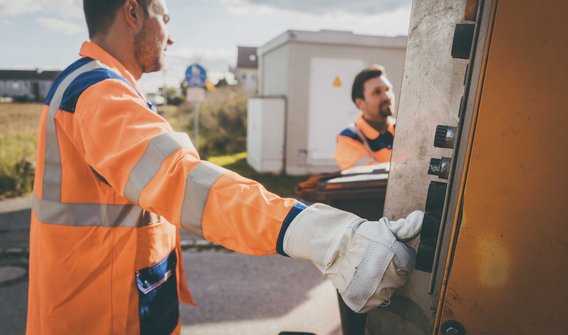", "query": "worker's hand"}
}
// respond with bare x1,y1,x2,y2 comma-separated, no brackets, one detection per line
282,204,424,313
